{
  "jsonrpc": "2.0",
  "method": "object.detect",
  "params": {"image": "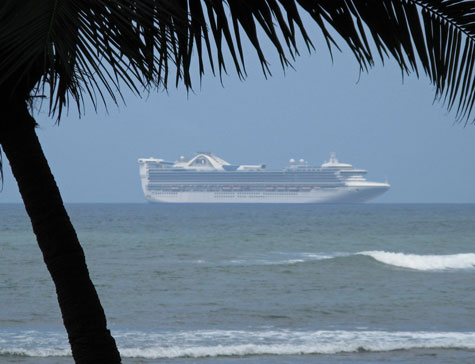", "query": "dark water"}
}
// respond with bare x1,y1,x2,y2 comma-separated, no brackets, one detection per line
1,203,475,363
